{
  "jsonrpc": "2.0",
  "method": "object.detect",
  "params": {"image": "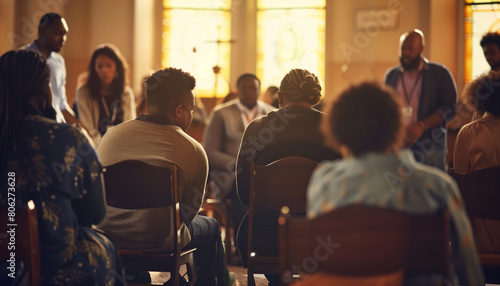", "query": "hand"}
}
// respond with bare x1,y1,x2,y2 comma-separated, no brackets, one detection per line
405,122,424,147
